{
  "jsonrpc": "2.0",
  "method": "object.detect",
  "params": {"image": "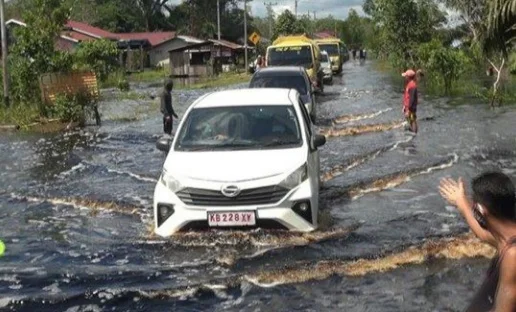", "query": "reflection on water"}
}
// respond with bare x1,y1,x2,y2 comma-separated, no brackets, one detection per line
1,61,516,311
